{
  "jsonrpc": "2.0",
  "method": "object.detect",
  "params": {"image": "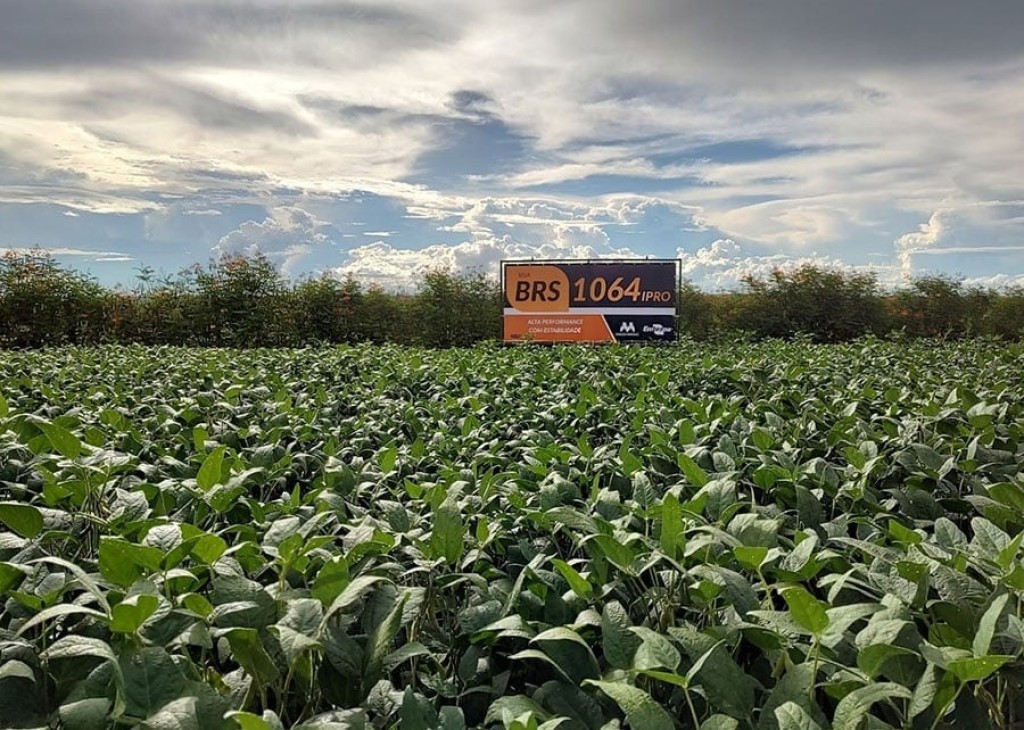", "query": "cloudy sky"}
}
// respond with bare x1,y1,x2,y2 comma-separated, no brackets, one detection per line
2,0,1024,290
